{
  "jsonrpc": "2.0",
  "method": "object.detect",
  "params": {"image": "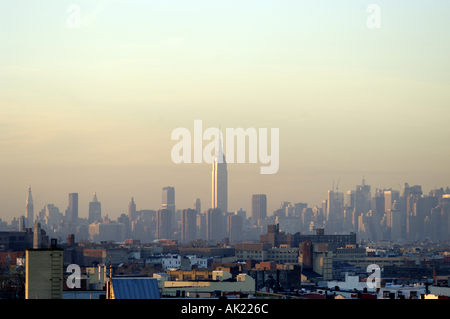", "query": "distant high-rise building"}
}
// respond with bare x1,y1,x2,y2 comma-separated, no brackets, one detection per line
128,196,137,222
25,184,34,228
66,193,78,223
181,209,197,243
294,203,308,218
43,204,63,227
194,198,201,215
117,213,130,237
326,190,344,222
212,134,228,214
384,189,400,213
196,213,206,240
346,190,355,209
372,190,385,215
252,194,267,221
390,210,402,241
354,177,371,218
19,215,26,231
235,208,247,221
33,223,42,249
206,208,224,242
227,214,242,243
162,187,175,215
156,209,172,239
88,191,102,224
